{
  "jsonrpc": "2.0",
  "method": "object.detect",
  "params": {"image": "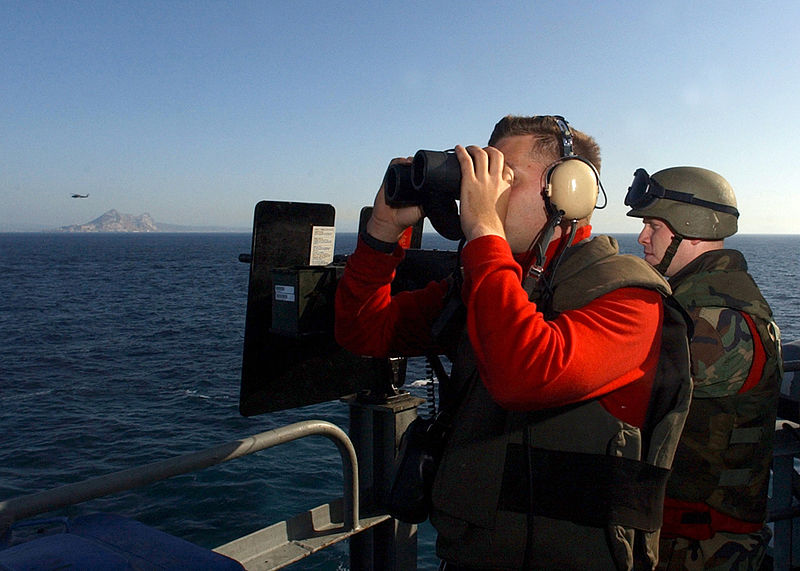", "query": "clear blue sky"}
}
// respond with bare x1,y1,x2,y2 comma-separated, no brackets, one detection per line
2,1,798,233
